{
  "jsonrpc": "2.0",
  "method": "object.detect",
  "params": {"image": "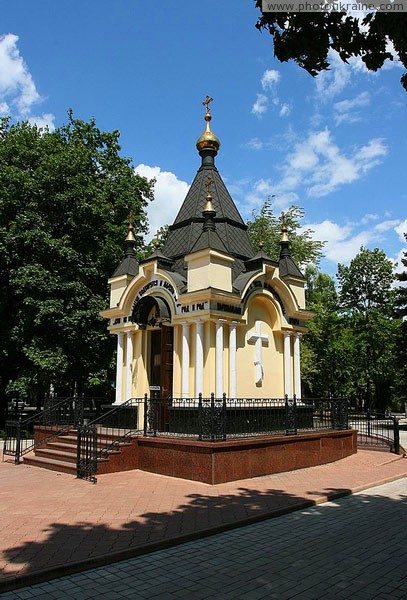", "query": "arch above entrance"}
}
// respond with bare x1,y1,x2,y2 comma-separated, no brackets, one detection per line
131,295,172,328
